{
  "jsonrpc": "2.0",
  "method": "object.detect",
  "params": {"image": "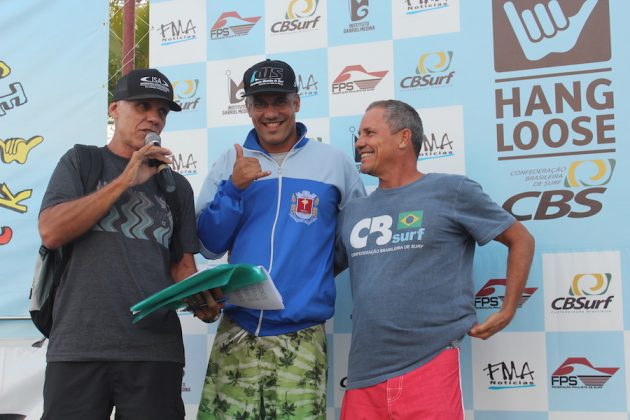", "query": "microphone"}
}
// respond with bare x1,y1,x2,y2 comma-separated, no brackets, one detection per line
144,132,176,193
